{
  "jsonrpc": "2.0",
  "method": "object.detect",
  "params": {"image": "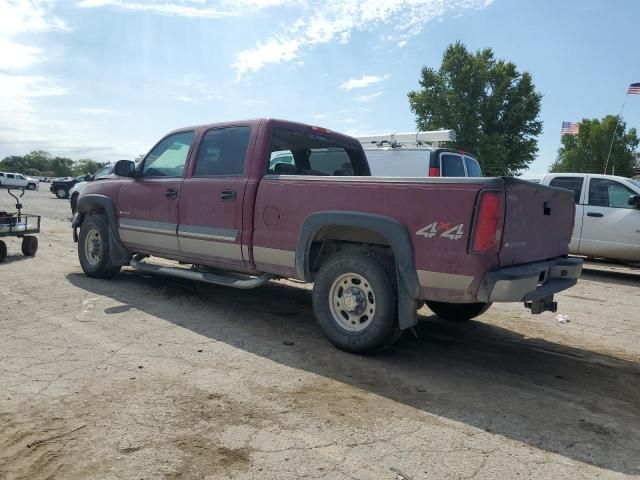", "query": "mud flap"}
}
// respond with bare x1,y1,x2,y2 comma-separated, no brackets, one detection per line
108,227,132,266
397,272,418,330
